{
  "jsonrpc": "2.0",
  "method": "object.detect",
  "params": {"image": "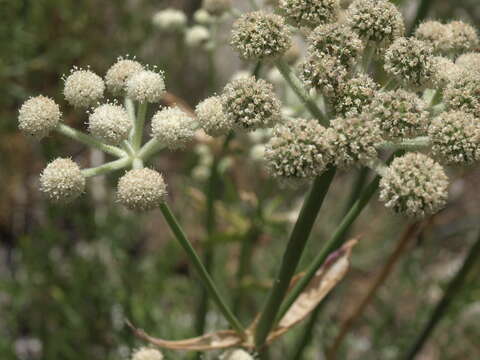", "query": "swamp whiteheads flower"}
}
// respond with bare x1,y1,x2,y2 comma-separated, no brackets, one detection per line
63,68,105,108
231,11,291,61
126,70,166,103
329,113,382,168
131,347,164,360
117,168,167,212
185,25,210,48
264,118,334,179
278,0,340,29
369,89,428,139
194,9,214,25
429,111,480,165
456,53,480,75
105,58,144,96
446,21,479,56
346,0,404,49
431,56,462,88
152,8,187,32
221,76,281,130
384,37,436,91
414,21,450,55
299,55,349,96
220,349,254,360
332,74,379,117
88,103,131,145
18,95,61,138
202,0,232,16
151,107,197,149
40,158,85,203
379,153,448,218
443,72,480,118
307,23,364,68
195,96,233,137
